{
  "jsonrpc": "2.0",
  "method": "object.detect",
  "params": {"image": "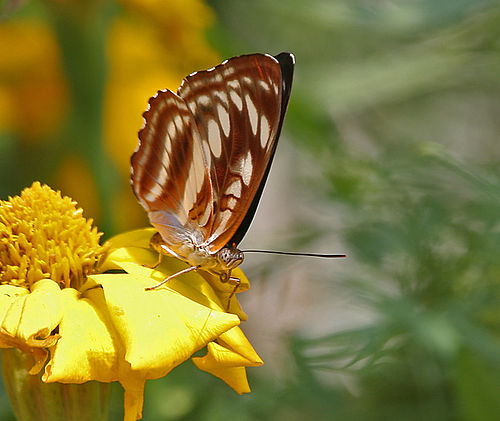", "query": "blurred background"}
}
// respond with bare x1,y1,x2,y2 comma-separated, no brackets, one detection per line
2,0,500,420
